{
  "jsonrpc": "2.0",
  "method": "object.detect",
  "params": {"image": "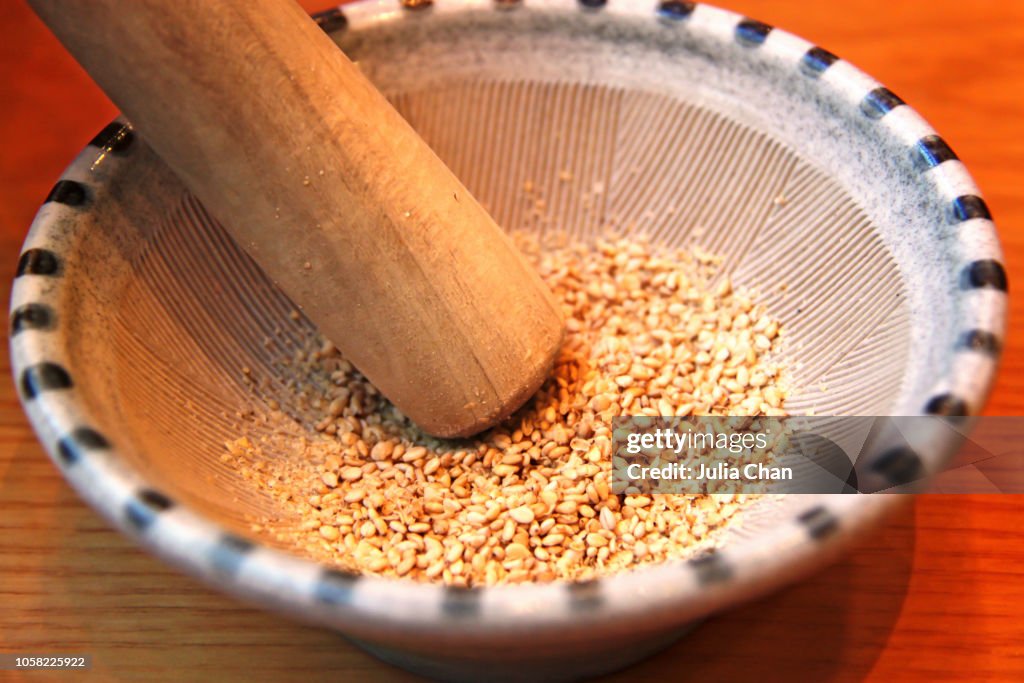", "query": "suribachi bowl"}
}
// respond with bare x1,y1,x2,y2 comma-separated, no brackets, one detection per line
10,1,1006,681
